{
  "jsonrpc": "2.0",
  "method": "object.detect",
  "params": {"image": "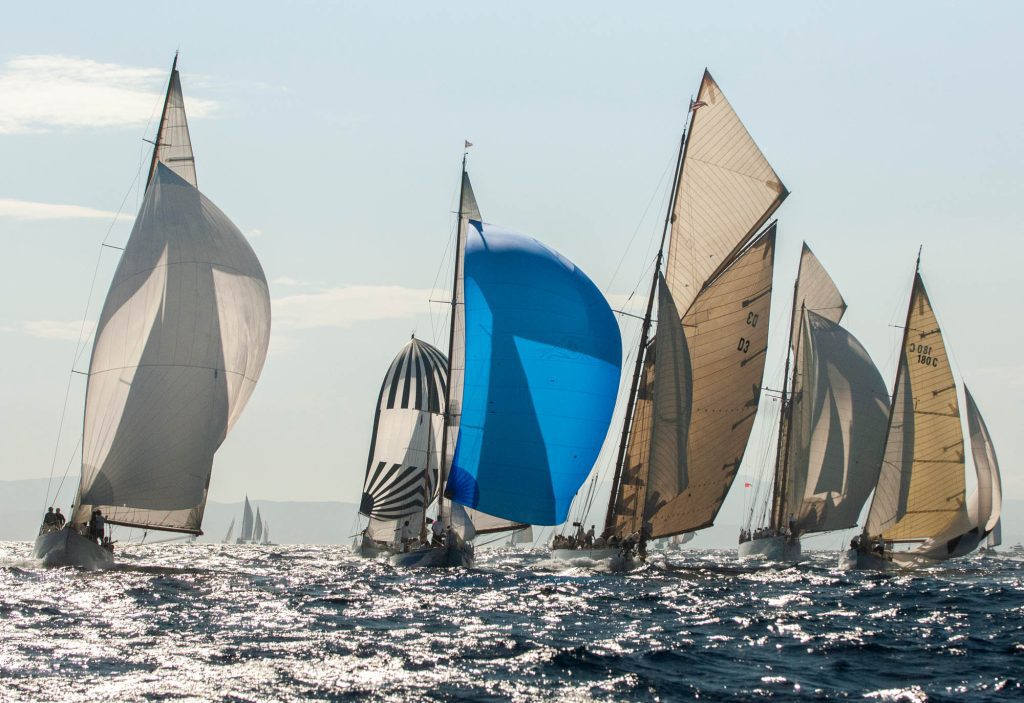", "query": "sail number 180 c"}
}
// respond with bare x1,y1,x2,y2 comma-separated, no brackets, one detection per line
908,342,940,367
